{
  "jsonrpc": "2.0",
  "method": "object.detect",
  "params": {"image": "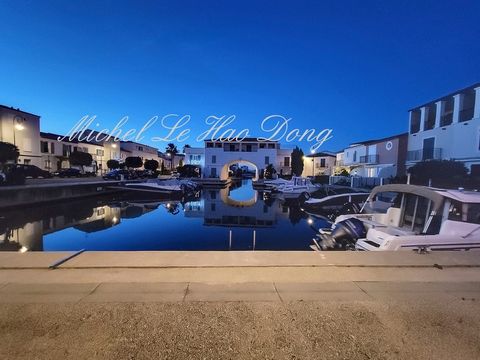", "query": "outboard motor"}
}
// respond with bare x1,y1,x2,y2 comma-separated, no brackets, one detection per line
330,218,366,245
316,218,366,250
